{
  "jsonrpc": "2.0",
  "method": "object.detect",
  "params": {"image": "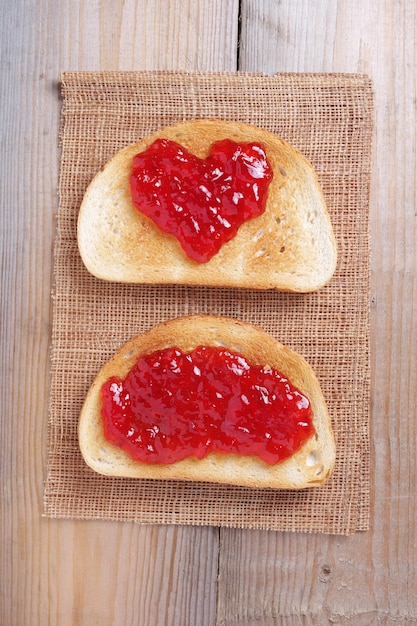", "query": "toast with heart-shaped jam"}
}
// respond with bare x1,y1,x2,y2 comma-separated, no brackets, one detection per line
77,119,337,291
